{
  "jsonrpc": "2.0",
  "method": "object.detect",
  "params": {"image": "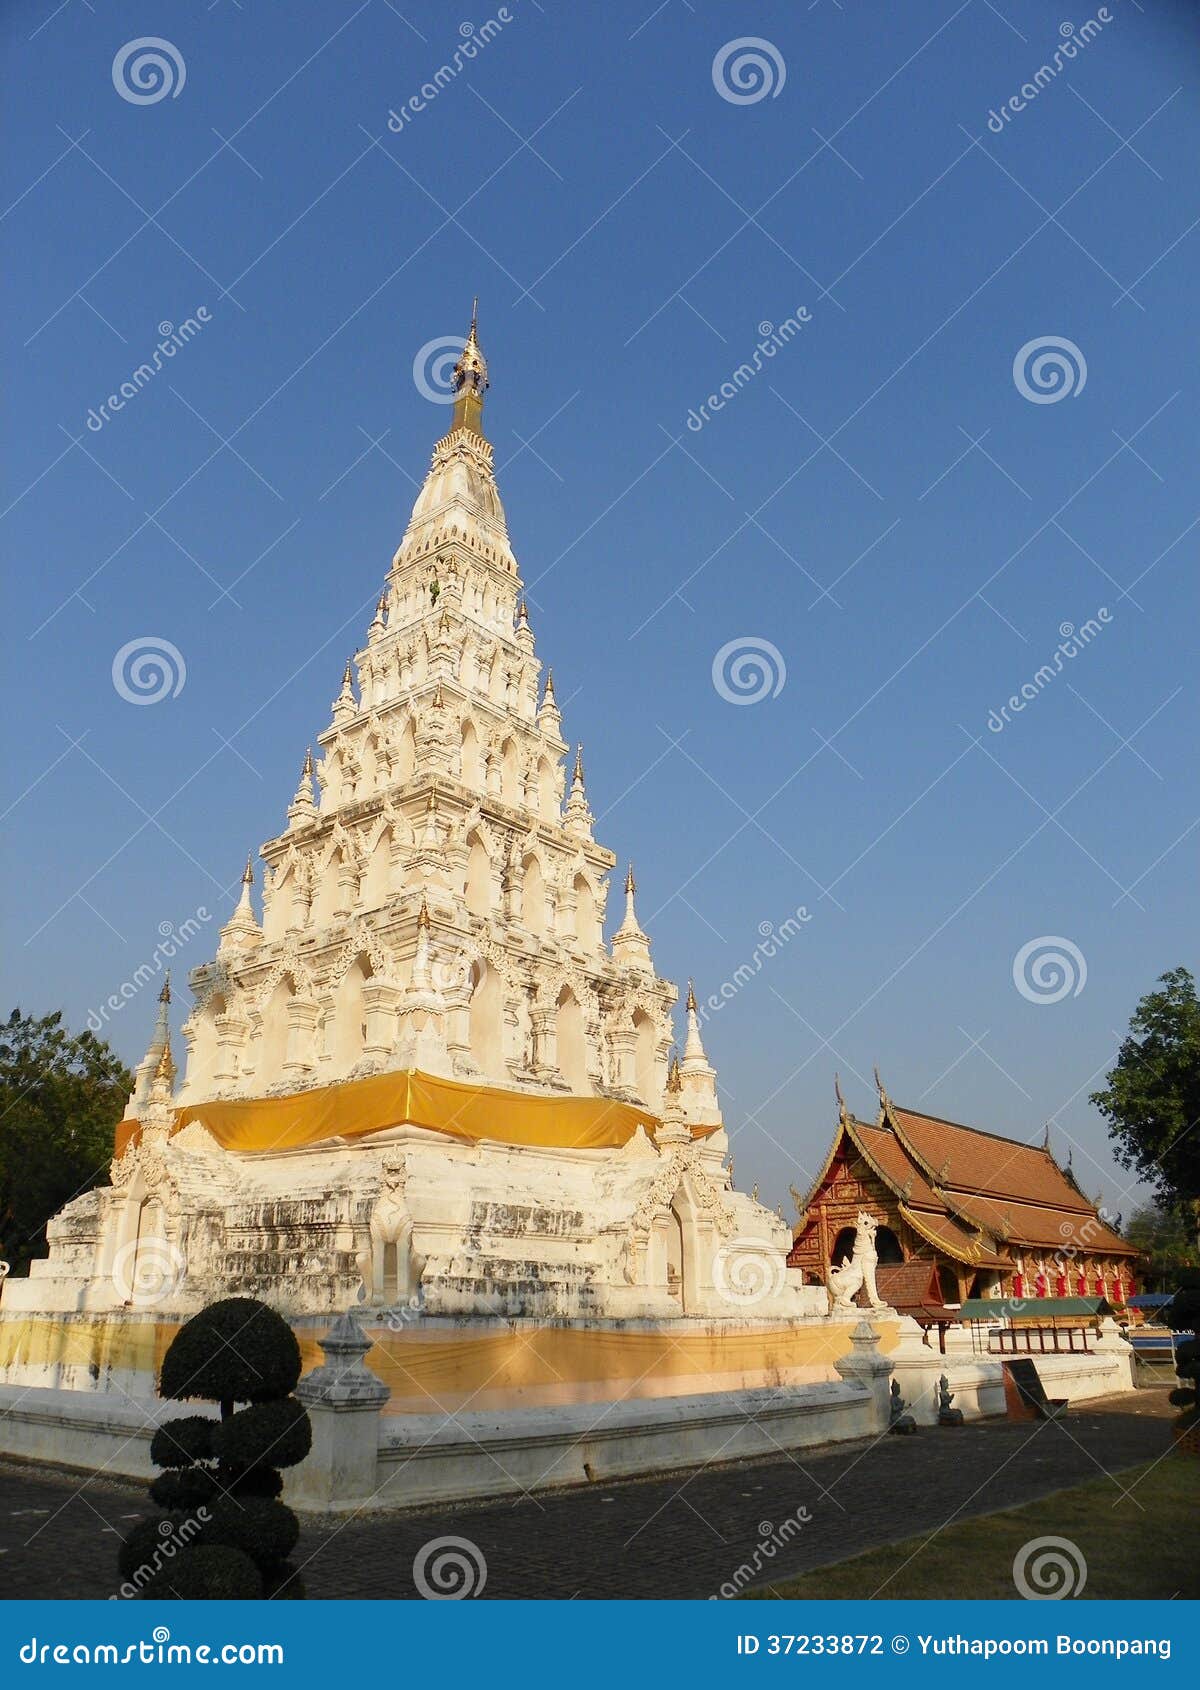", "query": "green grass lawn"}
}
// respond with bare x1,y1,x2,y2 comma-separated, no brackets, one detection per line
746,1454,1200,1600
